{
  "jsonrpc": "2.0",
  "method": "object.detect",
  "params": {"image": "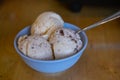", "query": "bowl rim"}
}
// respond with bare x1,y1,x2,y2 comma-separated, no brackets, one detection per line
14,22,88,63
